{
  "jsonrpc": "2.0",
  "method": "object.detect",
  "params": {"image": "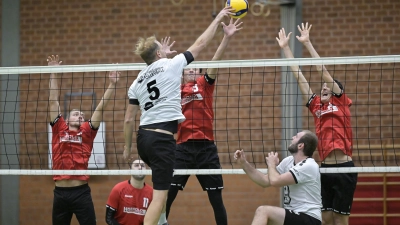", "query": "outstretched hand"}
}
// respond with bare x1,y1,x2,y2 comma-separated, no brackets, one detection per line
265,151,280,168
234,149,247,165
222,18,243,37
276,28,292,49
161,36,177,58
296,22,312,44
215,6,235,22
47,55,62,66
108,64,121,84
